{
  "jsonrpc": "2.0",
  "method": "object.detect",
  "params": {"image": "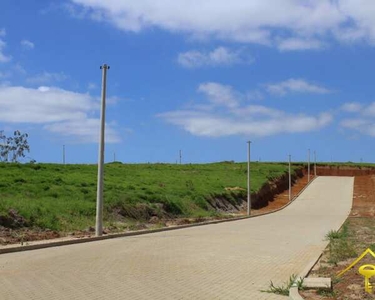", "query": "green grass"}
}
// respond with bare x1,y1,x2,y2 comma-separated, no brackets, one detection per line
0,161,299,232
316,162,375,168
325,223,357,265
261,274,303,296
